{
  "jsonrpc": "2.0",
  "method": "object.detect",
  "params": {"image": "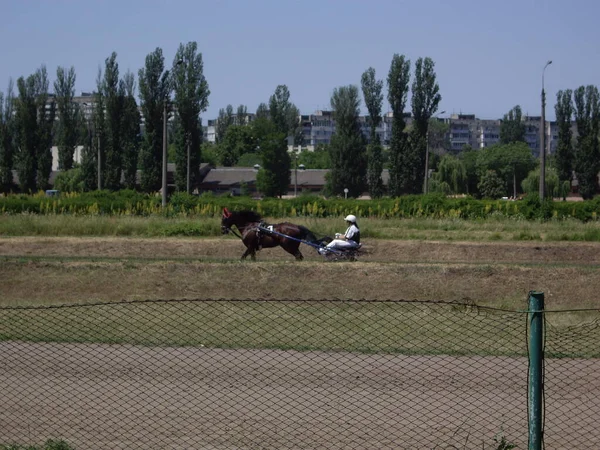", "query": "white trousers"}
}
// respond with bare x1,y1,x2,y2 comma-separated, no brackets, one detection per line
326,239,358,250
